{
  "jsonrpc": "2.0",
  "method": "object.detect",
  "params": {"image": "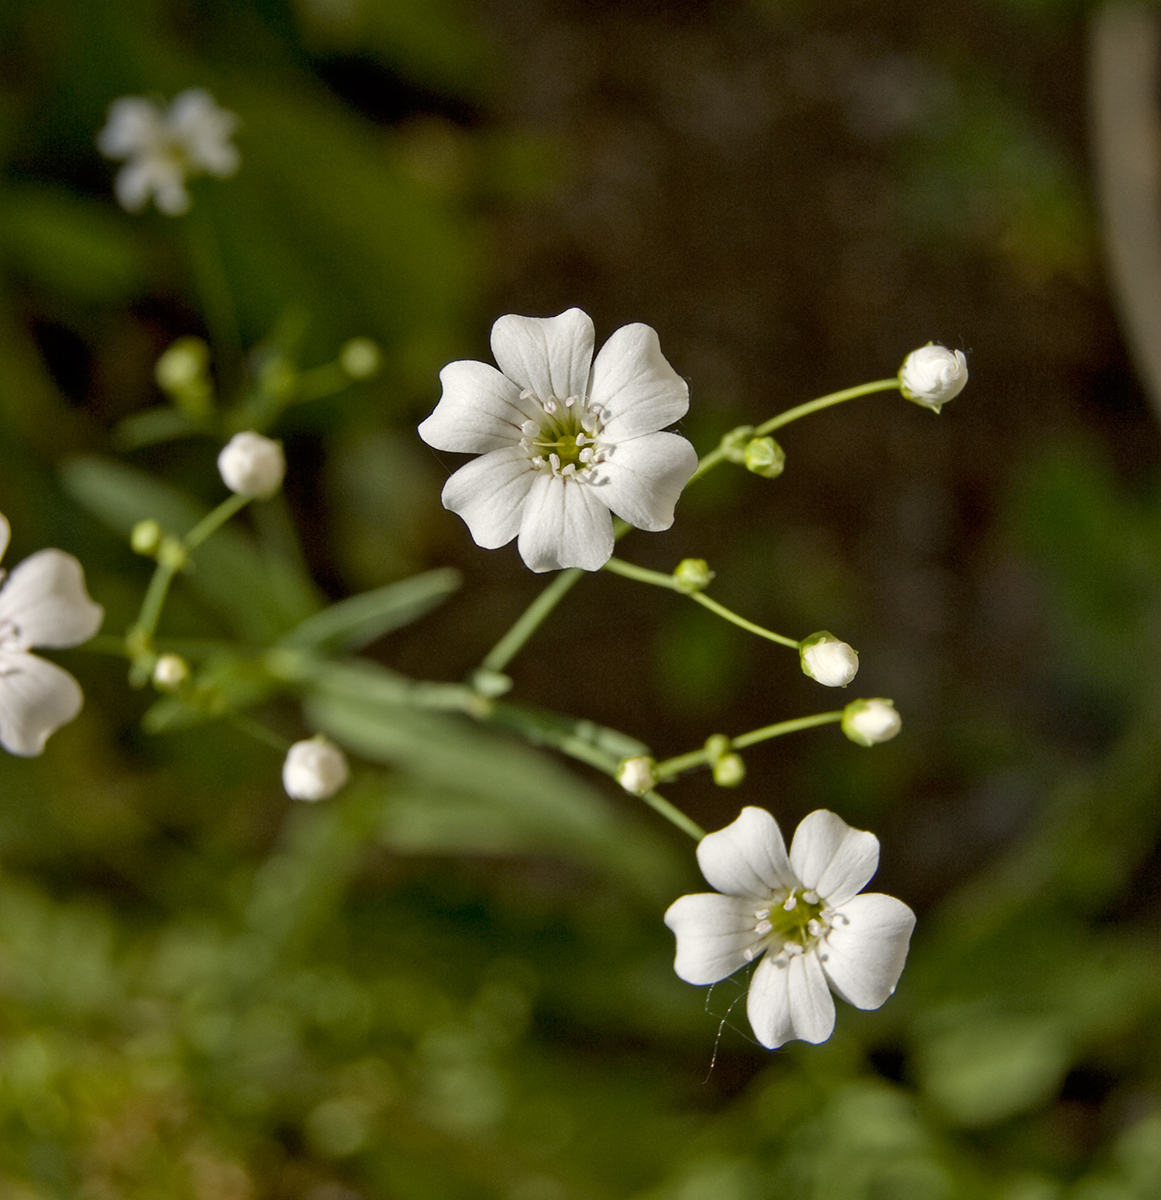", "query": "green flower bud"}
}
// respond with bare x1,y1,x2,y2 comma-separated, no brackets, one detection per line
340,337,382,379
744,436,785,478
155,336,209,392
152,653,191,692
470,668,513,698
704,733,731,763
673,558,715,594
131,519,164,557
712,752,746,787
157,536,189,571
